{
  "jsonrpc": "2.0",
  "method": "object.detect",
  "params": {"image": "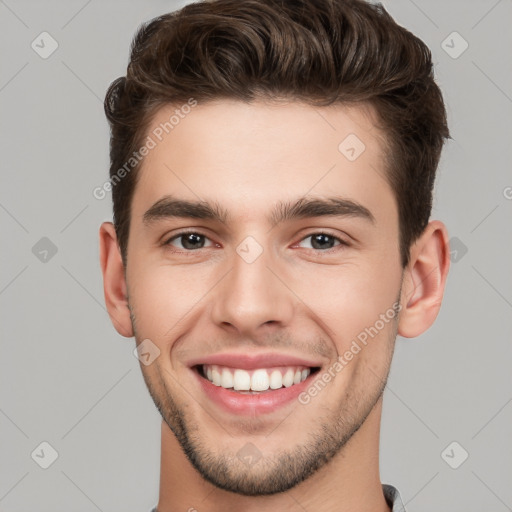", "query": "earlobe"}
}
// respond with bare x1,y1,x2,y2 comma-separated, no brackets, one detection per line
99,222,134,338
398,220,450,338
